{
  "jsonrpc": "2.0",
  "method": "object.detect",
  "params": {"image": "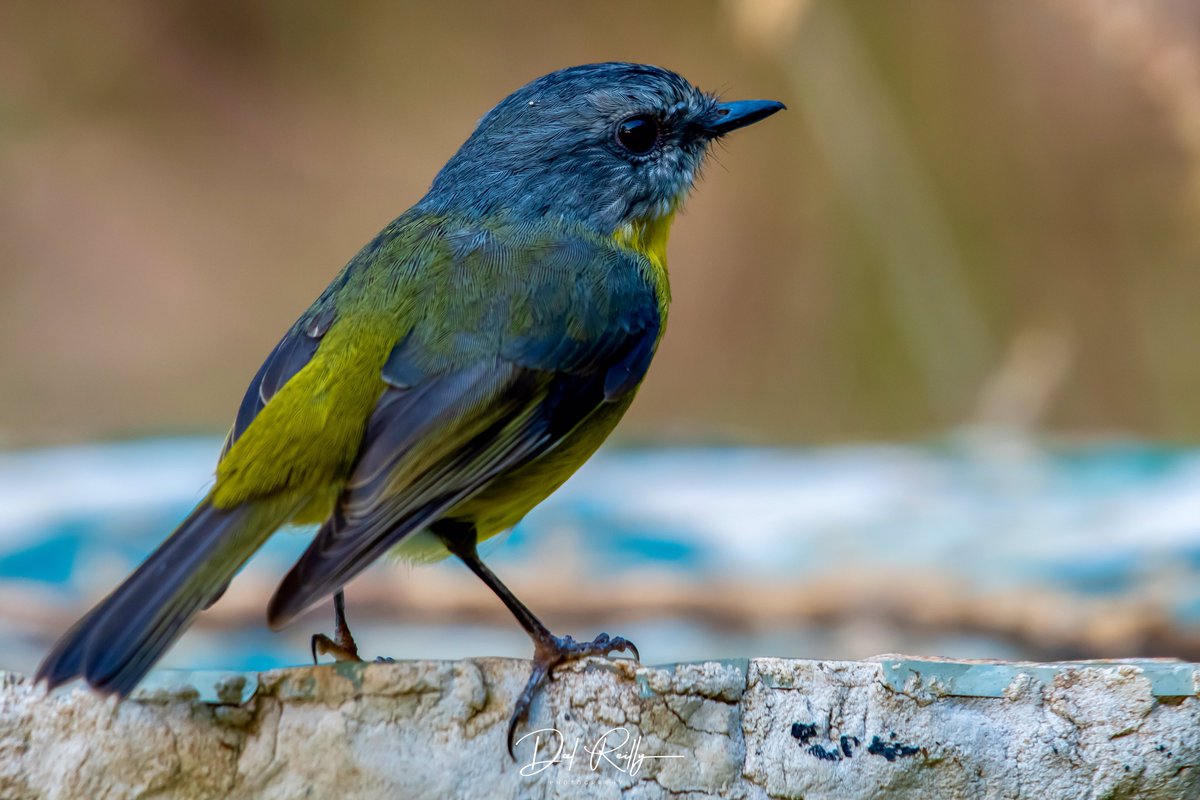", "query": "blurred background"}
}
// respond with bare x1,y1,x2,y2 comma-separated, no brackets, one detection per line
5,0,1200,677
